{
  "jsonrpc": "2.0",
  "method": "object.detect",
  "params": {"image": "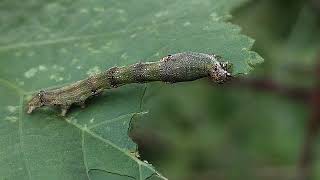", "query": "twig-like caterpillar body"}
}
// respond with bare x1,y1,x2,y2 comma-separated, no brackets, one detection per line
27,52,232,116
